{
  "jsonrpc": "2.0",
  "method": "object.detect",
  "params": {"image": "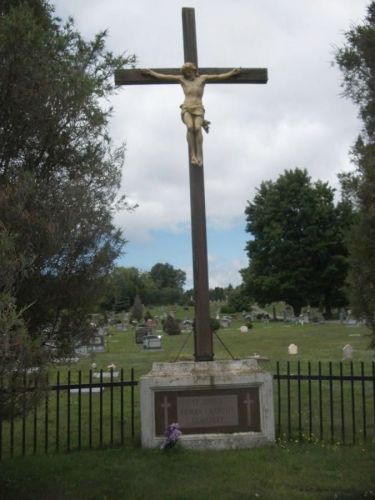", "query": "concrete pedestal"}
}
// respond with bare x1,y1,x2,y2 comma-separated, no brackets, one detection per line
140,359,275,449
